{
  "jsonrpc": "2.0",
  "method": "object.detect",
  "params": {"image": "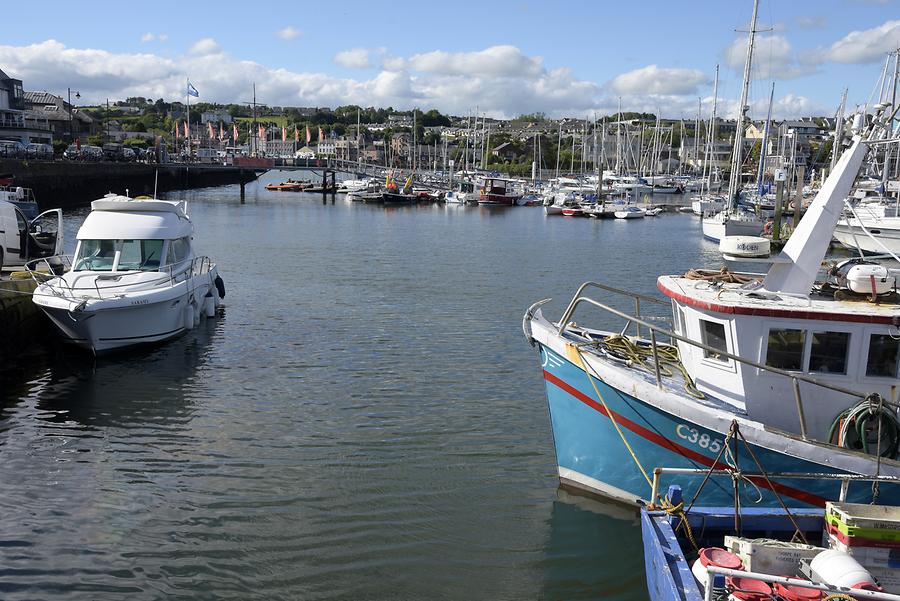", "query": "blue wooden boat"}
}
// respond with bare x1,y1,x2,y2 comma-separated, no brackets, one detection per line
641,484,900,601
